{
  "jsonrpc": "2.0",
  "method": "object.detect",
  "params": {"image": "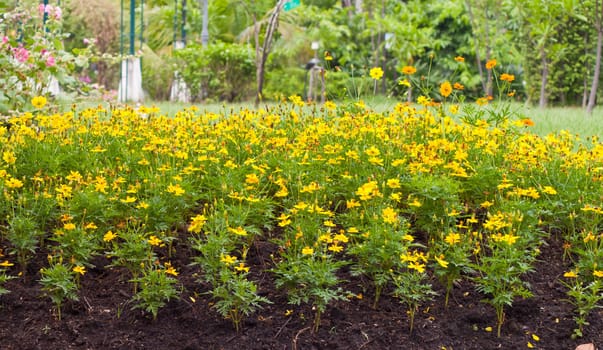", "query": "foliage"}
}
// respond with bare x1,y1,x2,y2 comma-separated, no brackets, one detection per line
0,3,96,114
131,264,180,320
175,42,255,102
39,262,79,320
